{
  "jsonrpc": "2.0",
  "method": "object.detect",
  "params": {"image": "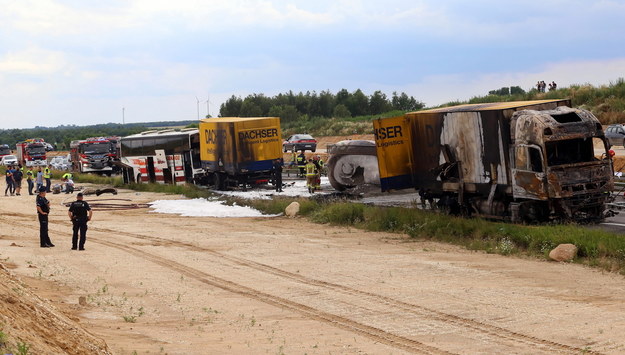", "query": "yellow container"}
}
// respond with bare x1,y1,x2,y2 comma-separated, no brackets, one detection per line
199,117,282,174
373,115,414,191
